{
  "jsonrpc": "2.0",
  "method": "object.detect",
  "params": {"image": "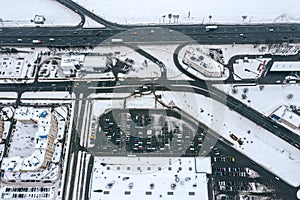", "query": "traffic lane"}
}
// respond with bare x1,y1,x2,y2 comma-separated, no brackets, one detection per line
1,31,300,47
0,36,108,46
1,22,300,37
0,25,299,39
0,28,120,38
